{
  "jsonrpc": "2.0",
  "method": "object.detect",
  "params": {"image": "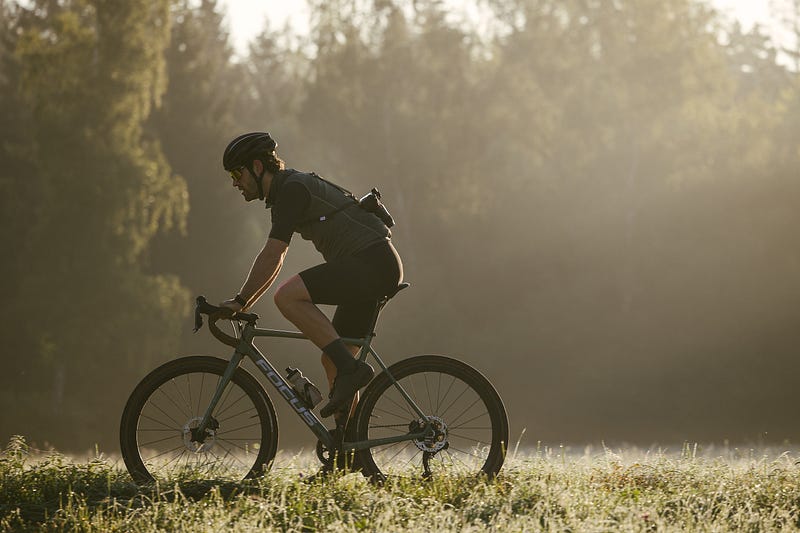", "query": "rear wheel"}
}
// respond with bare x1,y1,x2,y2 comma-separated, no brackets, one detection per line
352,355,508,480
120,356,278,484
